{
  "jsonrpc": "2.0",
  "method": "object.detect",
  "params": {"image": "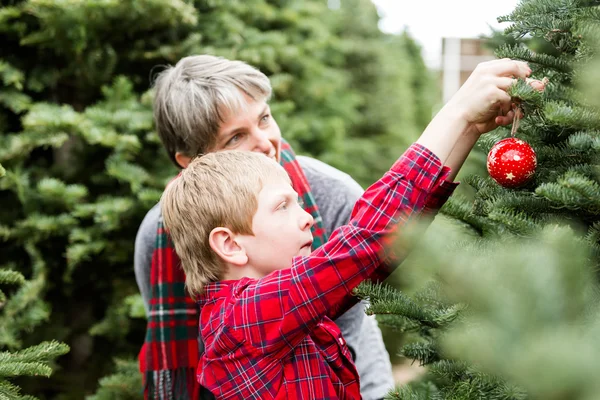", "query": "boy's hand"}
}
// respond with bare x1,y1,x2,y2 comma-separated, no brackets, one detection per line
445,59,546,136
